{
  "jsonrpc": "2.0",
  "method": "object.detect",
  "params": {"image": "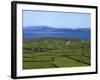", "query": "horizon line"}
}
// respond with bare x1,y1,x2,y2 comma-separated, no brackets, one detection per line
23,25,90,29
